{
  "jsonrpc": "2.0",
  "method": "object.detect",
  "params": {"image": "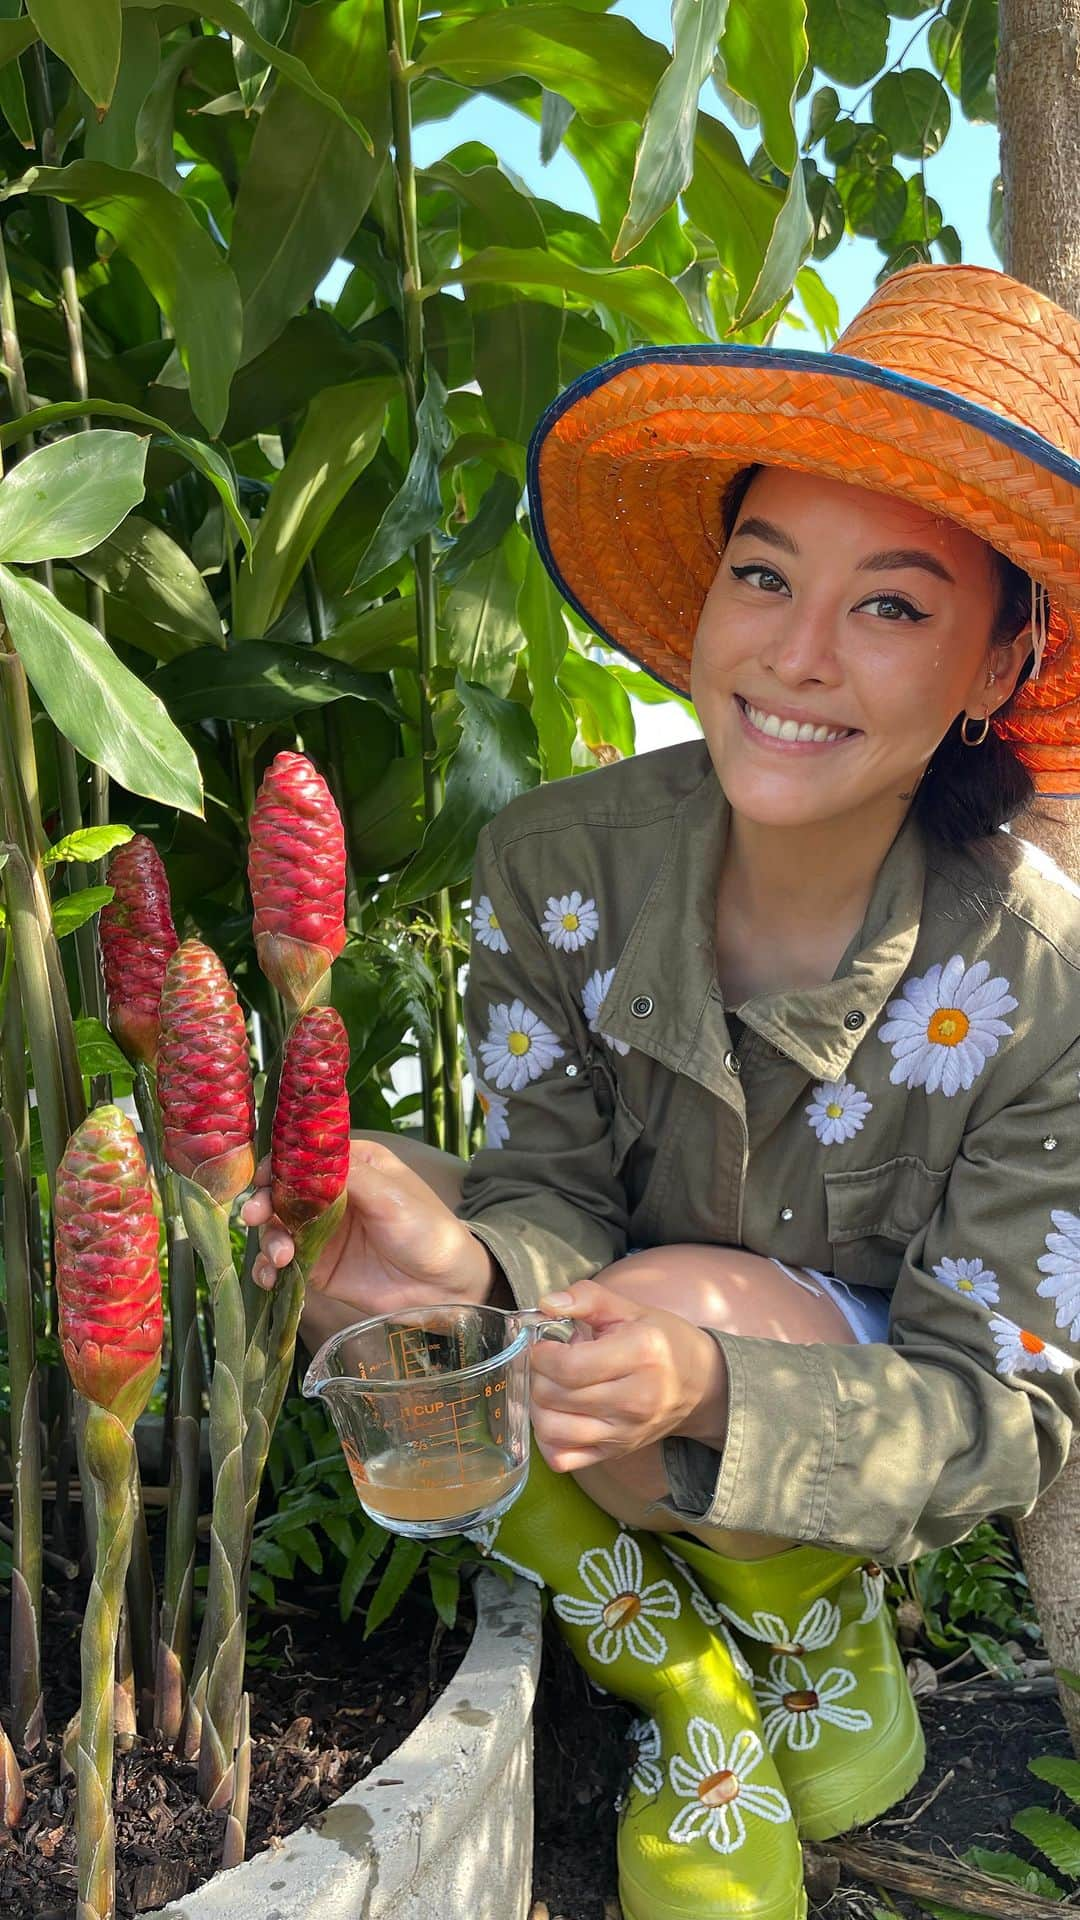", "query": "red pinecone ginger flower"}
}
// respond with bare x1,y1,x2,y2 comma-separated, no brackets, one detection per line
55,1105,163,1427
271,1007,350,1233
248,752,346,1008
157,940,255,1205
99,835,178,1067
